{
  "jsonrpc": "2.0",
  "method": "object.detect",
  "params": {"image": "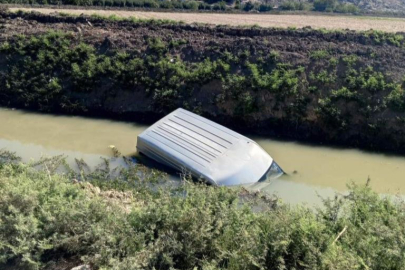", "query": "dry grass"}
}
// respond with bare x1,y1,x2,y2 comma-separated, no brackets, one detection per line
9,7,405,32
